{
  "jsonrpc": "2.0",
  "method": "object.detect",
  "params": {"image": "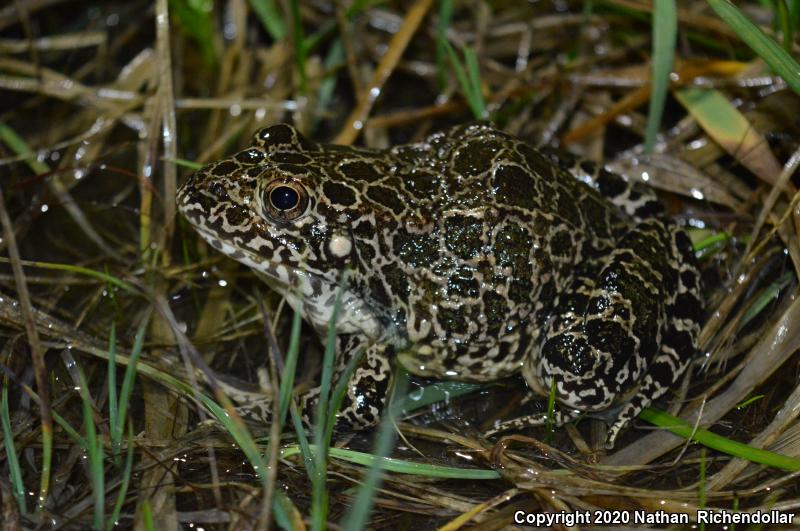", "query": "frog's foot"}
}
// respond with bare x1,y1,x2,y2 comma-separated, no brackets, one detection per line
299,337,394,431
484,406,581,437
216,379,274,424
217,335,393,432
605,336,695,448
